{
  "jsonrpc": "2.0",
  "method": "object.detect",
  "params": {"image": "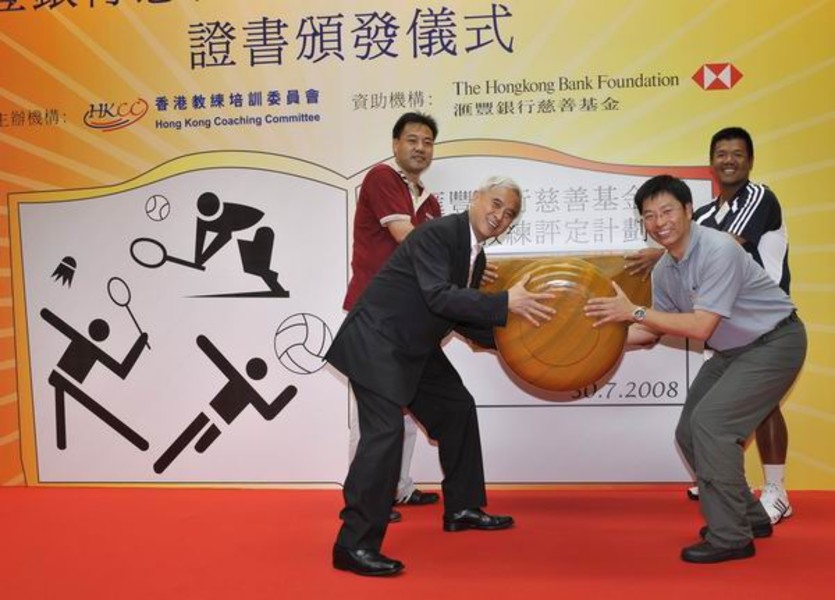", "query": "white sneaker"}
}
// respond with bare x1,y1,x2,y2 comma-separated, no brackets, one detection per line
760,482,792,524
686,486,699,500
